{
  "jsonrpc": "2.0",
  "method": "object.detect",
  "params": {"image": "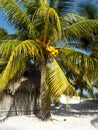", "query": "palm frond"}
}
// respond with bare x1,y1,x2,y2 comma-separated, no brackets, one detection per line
33,6,61,44
59,47,98,82
57,0,75,16
91,44,98,59
26,2,39,20
0,0,34,36
63,20,98,40
61,13,85,26
46,59,75,99
76,0,98,19
17,0,30,5
0,40,42,91
0,40,20,58
58,47,80,76
0,58,8,72
64,42,86,49
17,0,37,20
